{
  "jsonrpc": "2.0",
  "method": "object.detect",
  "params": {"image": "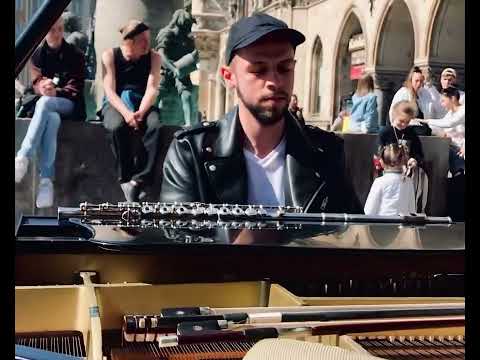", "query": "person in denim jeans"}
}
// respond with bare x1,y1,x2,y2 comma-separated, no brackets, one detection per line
15,15,85,208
